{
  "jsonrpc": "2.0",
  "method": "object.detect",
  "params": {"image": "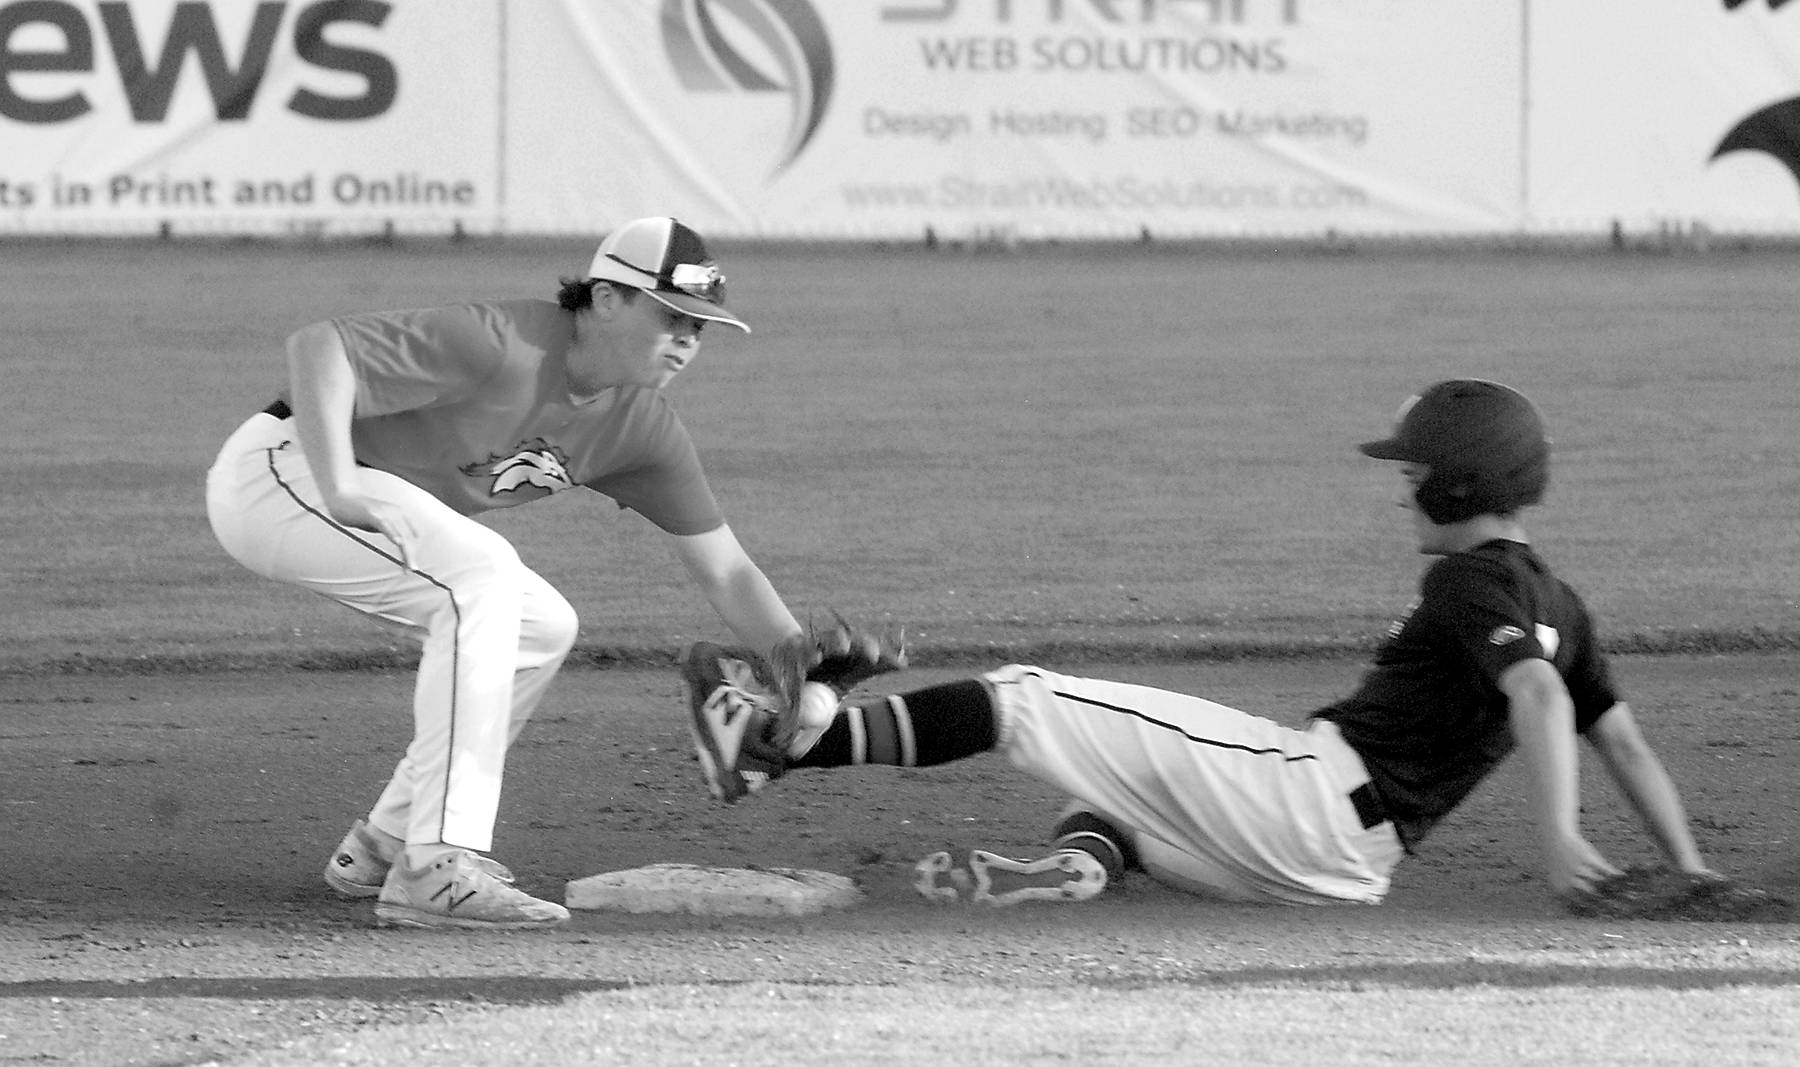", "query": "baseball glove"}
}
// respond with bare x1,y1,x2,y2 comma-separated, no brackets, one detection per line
1564,866,1794,922
759,612,908,750
806,611,909,694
